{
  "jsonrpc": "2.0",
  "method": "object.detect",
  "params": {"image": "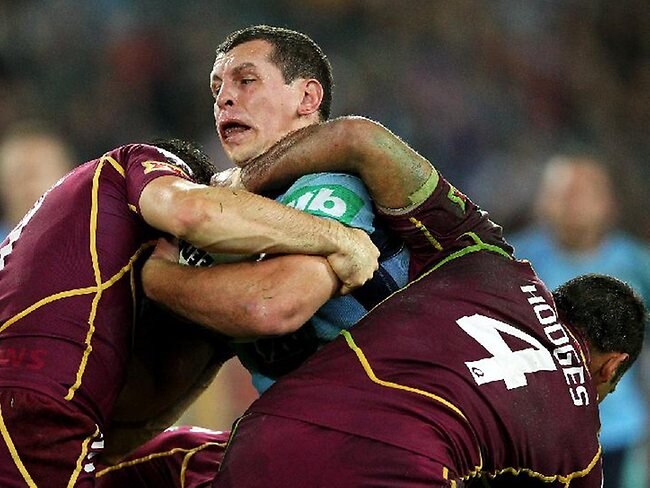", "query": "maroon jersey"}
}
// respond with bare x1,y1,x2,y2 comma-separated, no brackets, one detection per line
0,144,193,429
245,174,603,487
96,426,229,488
